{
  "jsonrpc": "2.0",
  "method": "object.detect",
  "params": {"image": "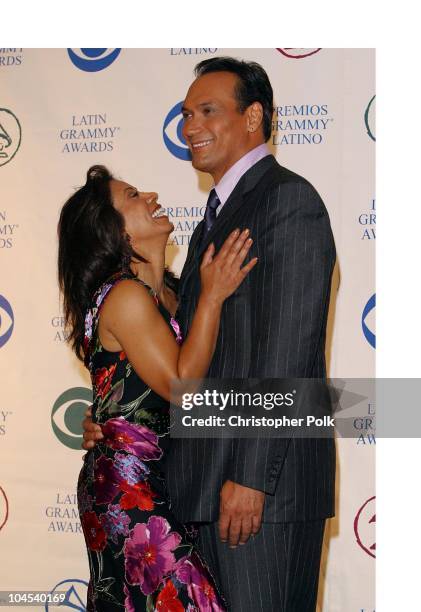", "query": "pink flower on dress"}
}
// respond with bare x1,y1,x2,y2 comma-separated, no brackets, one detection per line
124,516,181,595
175,554,225,611
101,418,162,461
